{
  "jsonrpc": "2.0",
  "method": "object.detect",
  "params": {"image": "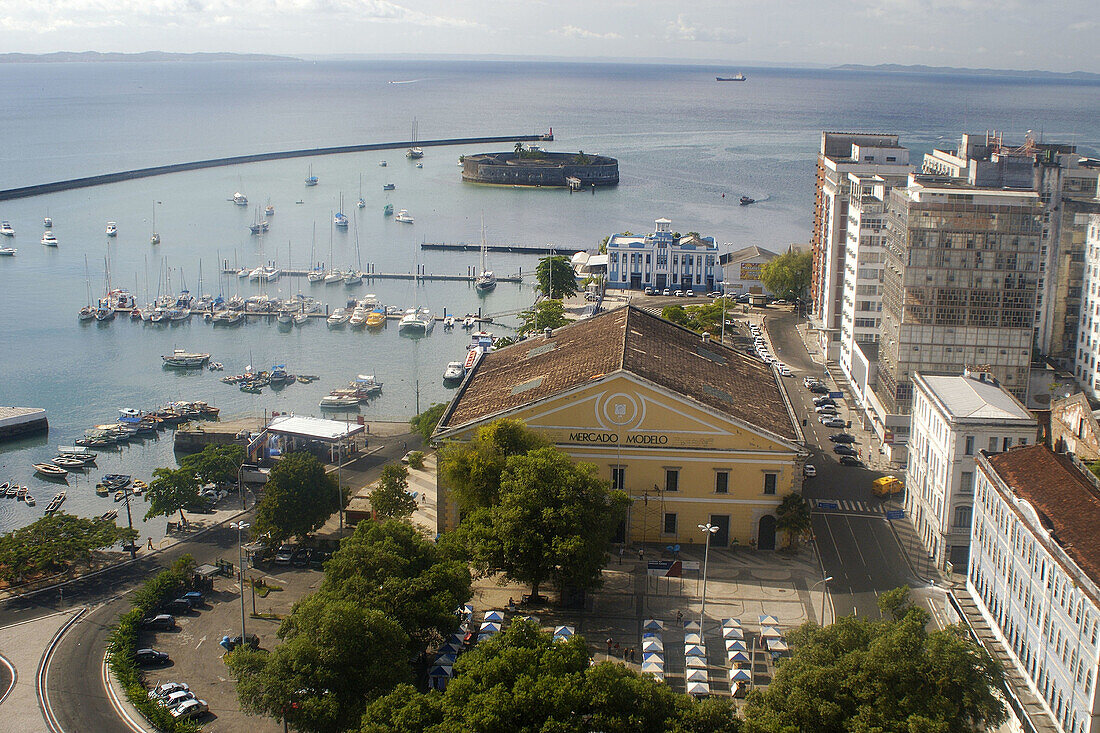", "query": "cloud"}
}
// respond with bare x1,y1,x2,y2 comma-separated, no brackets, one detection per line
0,0,483,33
1069,20,1098,31
666,14,742,44
553,25,622,41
